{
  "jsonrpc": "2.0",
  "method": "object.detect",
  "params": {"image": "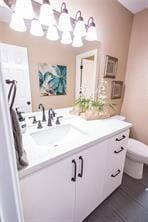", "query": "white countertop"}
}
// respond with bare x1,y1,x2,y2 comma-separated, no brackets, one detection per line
19,108,132,179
